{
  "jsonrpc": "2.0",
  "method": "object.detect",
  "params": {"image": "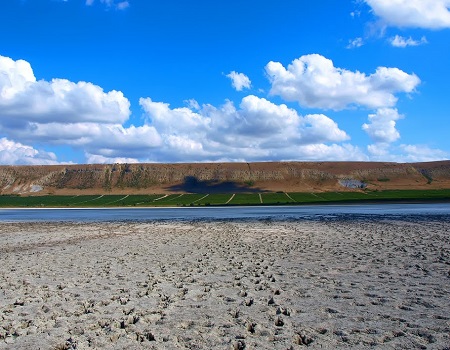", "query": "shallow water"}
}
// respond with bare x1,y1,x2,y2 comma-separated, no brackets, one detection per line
0,203,449,222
